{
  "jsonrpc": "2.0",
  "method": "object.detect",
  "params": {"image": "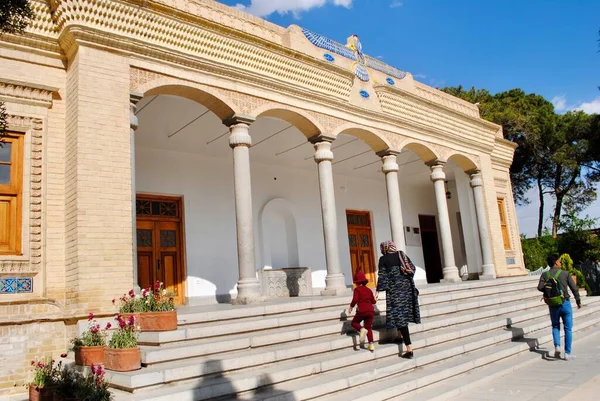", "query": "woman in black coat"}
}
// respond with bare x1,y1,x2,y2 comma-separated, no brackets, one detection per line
376,240,421,358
